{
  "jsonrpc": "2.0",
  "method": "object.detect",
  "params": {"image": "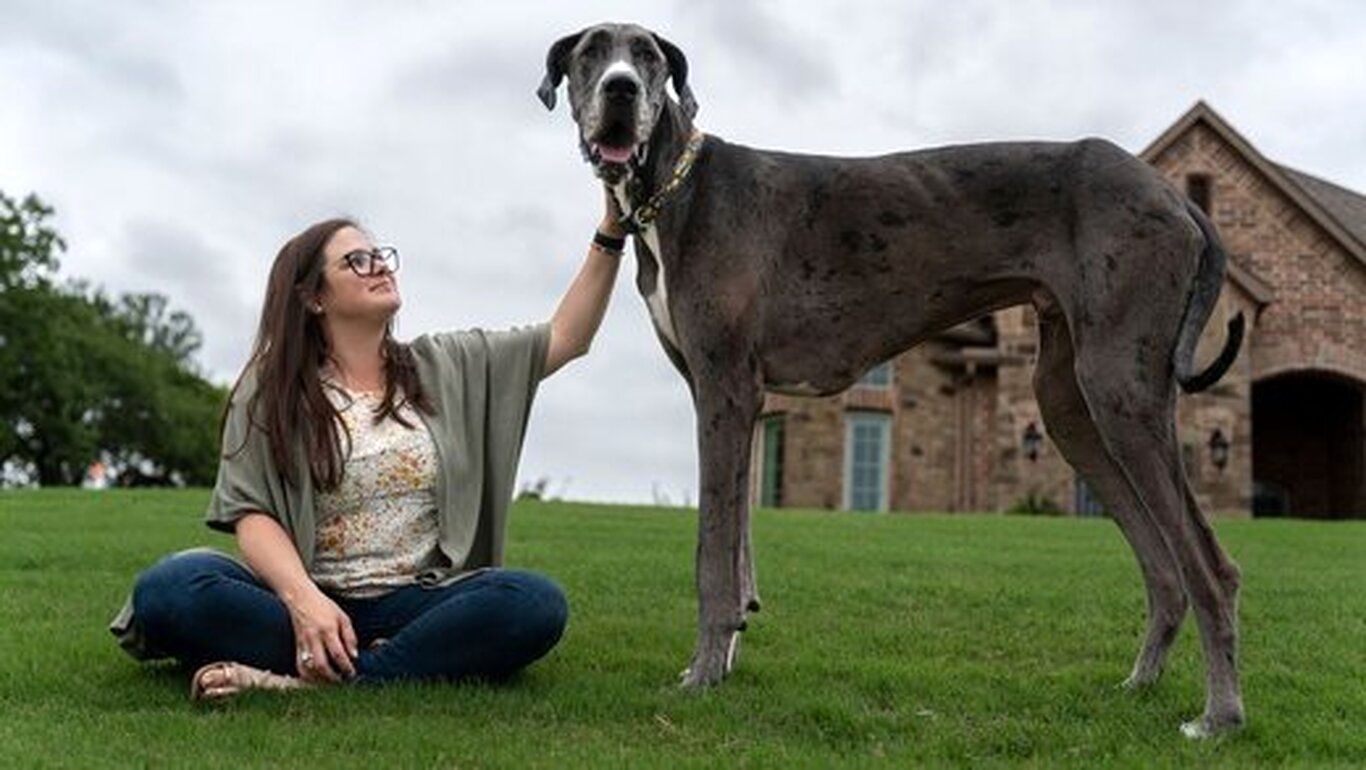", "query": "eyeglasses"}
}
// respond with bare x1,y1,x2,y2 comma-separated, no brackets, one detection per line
341,246,400,277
